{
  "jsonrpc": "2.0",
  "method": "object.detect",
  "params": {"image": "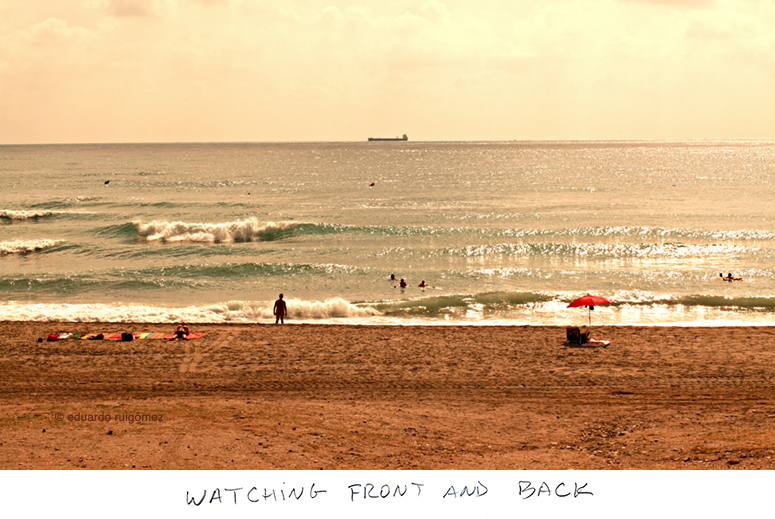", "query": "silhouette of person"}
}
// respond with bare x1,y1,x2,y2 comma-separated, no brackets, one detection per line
274,294,287,324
